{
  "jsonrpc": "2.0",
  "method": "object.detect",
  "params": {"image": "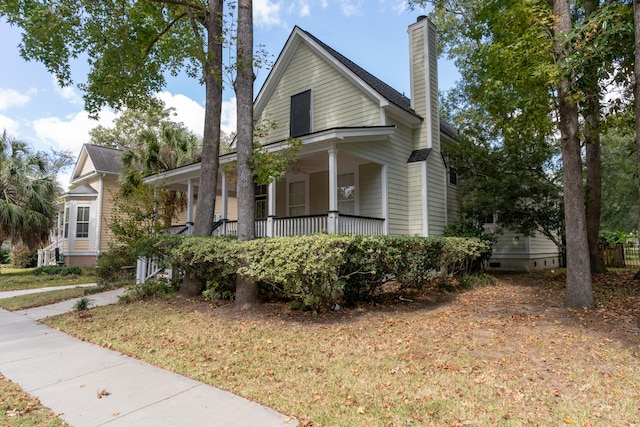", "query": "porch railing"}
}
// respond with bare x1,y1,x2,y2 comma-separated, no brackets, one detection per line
338,214,385,236
211,214,384,237
37,241,59,267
